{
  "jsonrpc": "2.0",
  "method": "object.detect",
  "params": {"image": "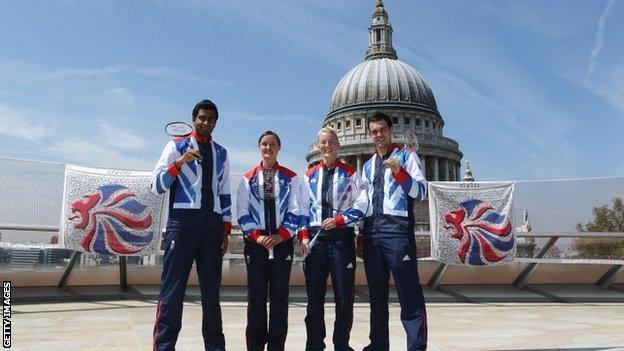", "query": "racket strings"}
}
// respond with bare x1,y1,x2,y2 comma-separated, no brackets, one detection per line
402,129,418,151
326,179,358,213
165,122,193,137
